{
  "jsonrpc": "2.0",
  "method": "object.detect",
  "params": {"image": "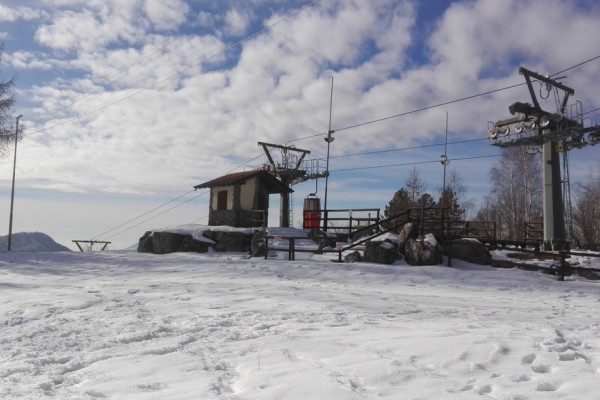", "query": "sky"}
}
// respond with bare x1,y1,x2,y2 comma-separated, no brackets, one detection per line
0,0,599,250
